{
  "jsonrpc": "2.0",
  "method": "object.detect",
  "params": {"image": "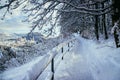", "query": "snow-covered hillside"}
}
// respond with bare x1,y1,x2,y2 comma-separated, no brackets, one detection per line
0,33,72,73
